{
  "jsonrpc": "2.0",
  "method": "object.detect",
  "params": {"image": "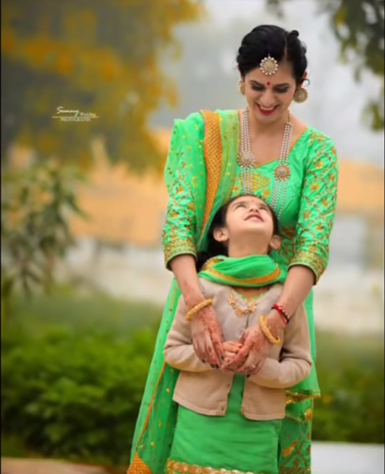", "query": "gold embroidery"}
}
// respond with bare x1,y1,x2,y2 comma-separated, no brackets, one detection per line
305,408,313,421
129,364,167,467
290,250,324,282
201,110,223,236
127,453,154,474
279,415,312,473
228,289,263,317
289,137,338,282
203,266,282,285
253,172,271,190
280,468,310,474
164,238,197,267
282,442,297,457
166,459,269,474
286,391,321,405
